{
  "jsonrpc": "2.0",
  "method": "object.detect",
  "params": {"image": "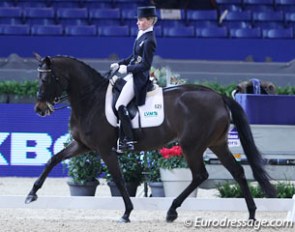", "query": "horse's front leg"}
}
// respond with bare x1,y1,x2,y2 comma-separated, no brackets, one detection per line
102,151,133,223
25,140,88,204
